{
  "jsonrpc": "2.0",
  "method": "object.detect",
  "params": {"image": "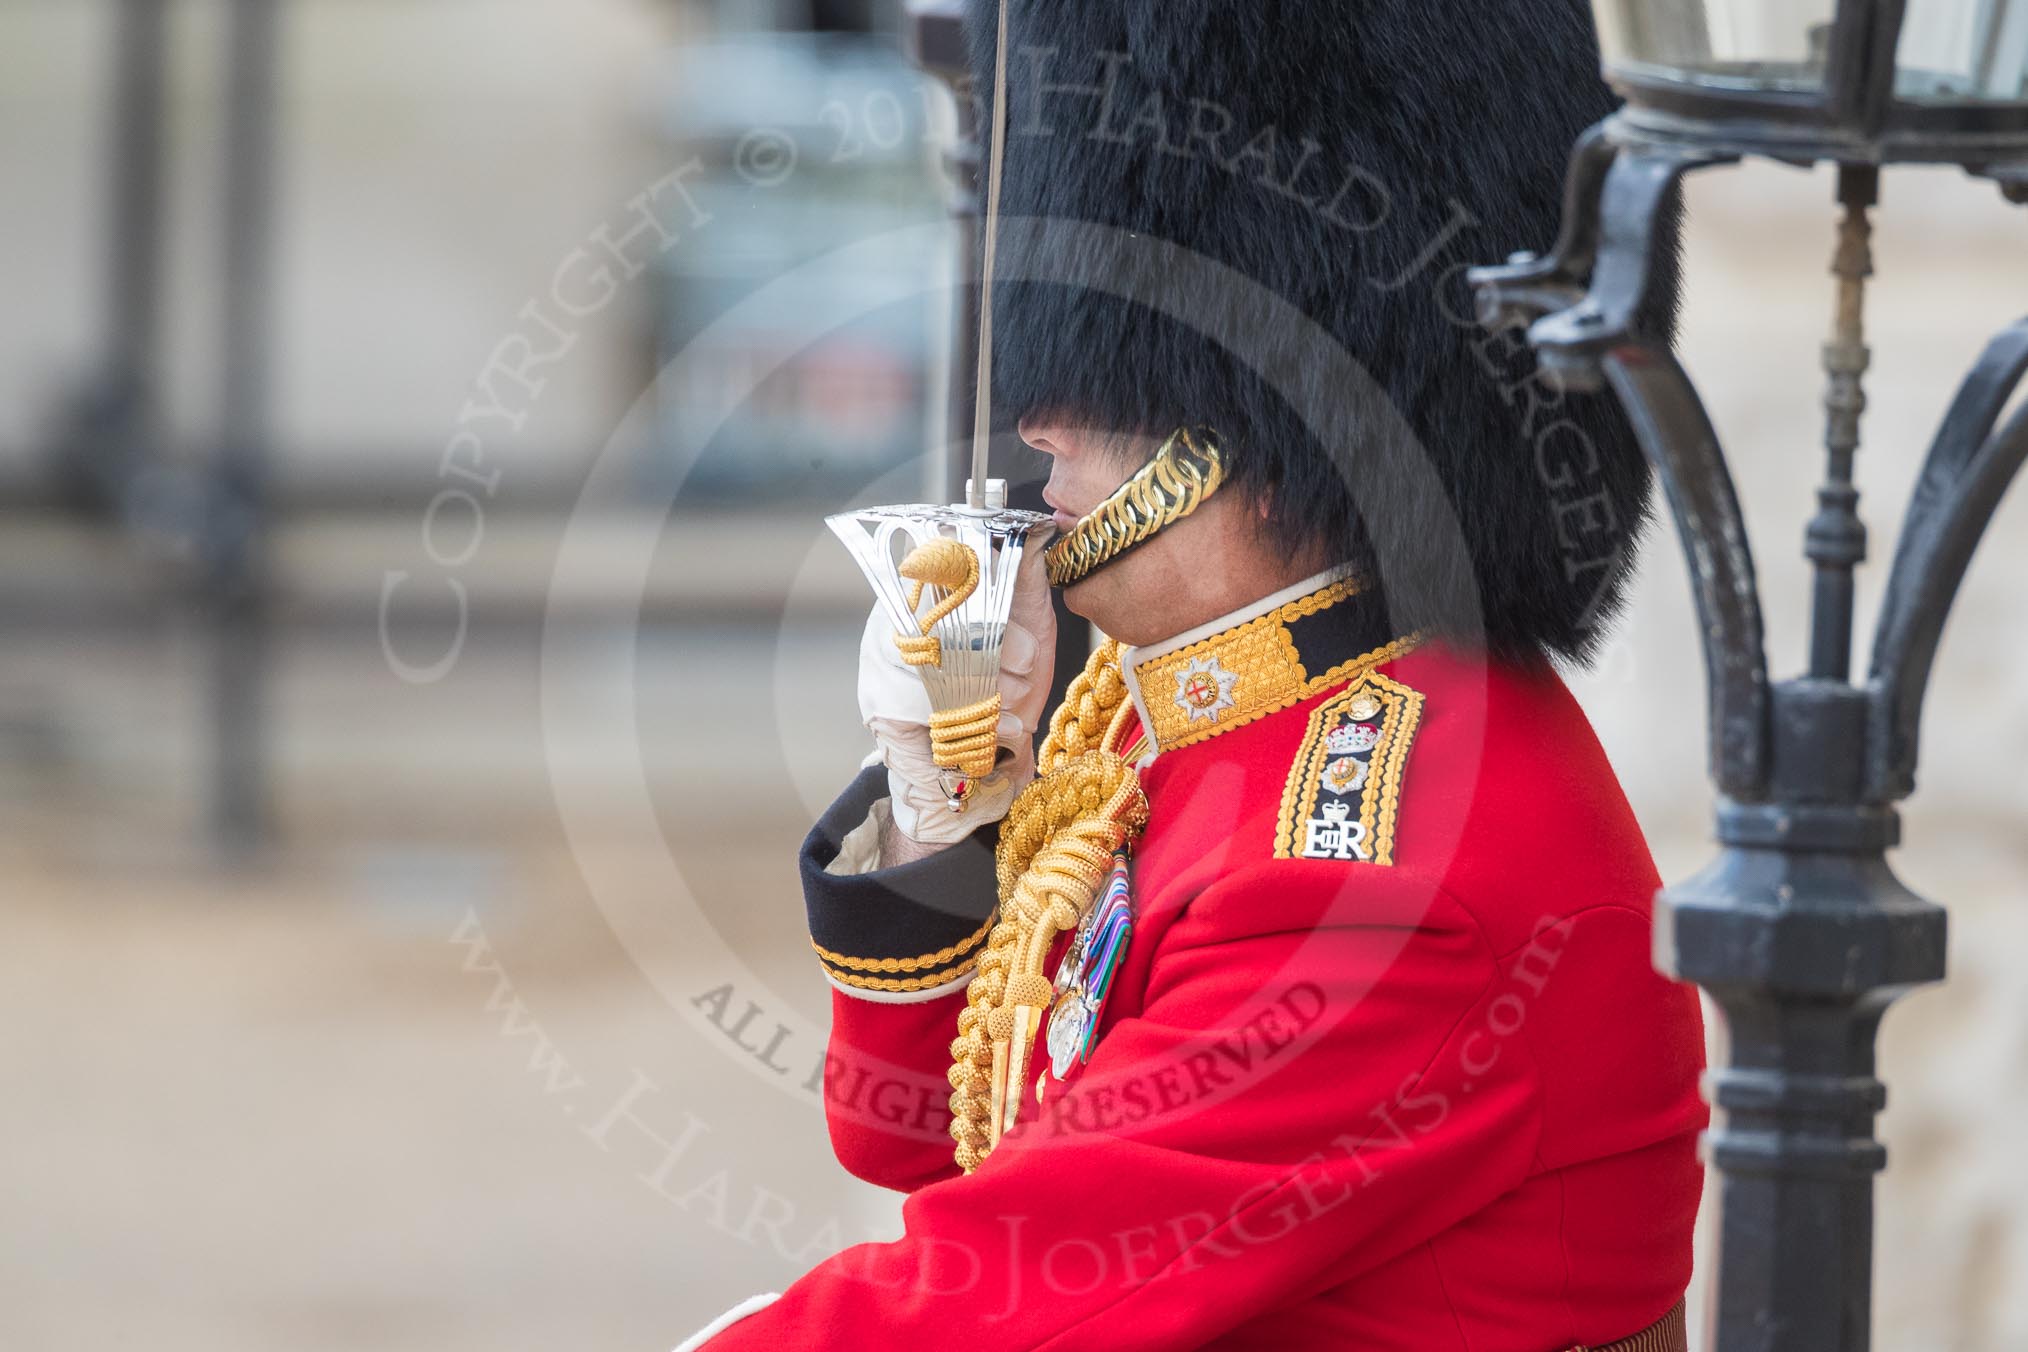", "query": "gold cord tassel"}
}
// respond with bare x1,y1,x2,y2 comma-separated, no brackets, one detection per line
893,537,980,669
891,538,1001,781
946,639,1148,1172
928,696,1002,779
